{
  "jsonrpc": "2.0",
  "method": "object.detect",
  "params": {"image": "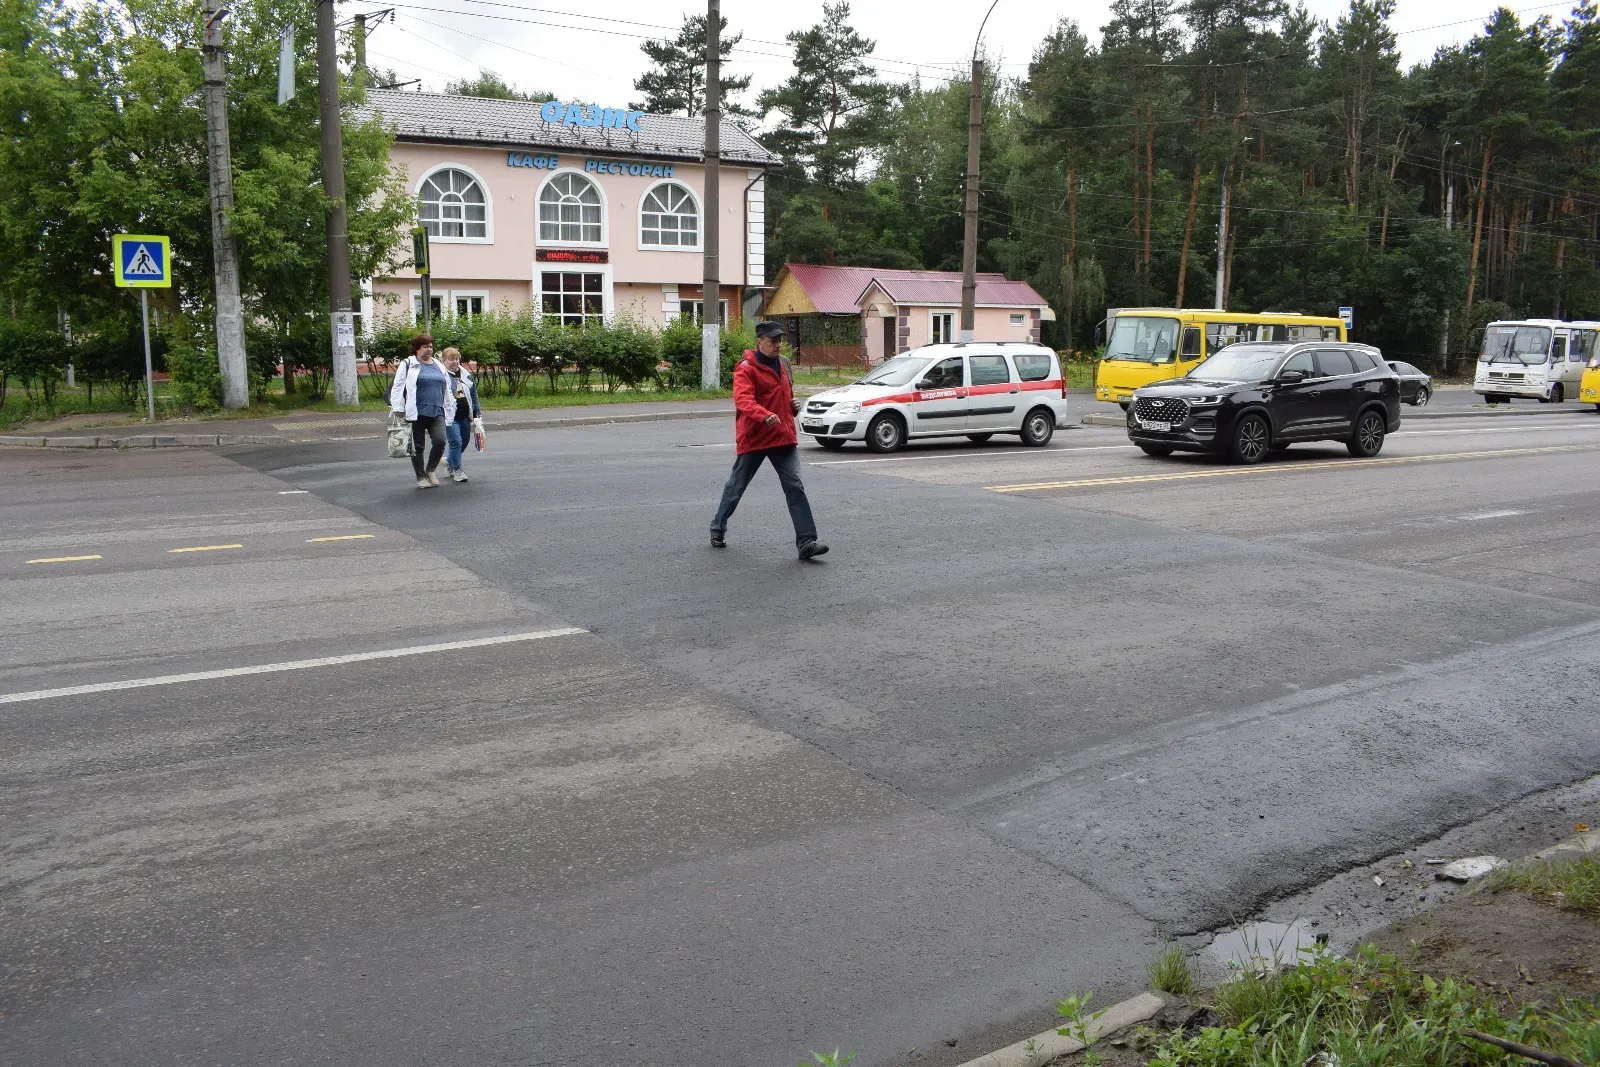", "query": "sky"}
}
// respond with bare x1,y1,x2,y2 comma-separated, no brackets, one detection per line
351,0,1585,116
